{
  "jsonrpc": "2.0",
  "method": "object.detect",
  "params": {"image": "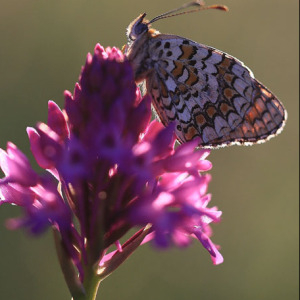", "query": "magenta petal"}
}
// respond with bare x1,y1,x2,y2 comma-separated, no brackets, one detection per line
174,138,200,156
47,101,69,140
162,142,211,173
0,183,34,206
197,160,213,171
151,123,176,157
127,95,152,137
0,143,38,186
194,230,224,265
143,120,165,142
27,127,55,169
0,148,10,176
35,123,63,167
171,176,207,200
64,90,83,128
